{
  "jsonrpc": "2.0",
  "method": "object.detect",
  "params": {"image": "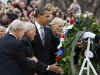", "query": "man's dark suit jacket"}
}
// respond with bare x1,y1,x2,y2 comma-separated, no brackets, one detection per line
31,25,60,75
0,33,49,75
22,35,48,74
0,33,27,75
